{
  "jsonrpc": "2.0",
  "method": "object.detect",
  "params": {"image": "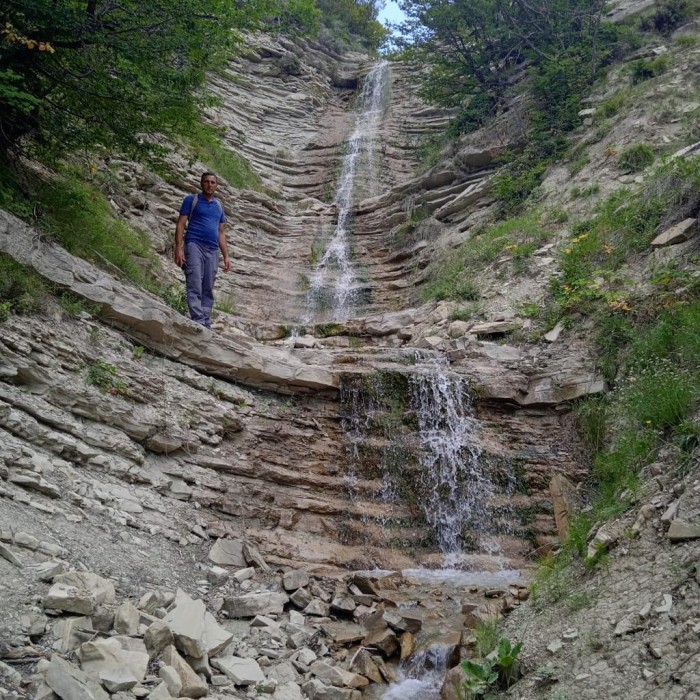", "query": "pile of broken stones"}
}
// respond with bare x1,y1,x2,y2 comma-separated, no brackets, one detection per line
0,536,529,700
0,540,528,700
